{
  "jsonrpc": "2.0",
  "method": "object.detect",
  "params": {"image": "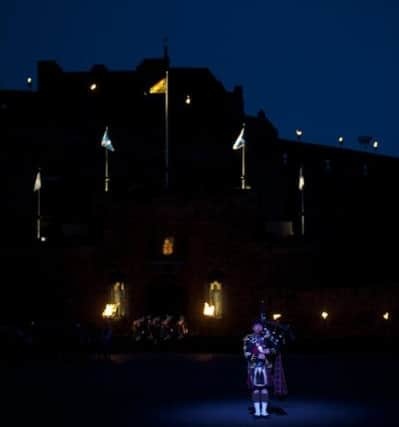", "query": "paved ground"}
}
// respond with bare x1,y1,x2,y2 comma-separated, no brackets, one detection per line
2,351,397,426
